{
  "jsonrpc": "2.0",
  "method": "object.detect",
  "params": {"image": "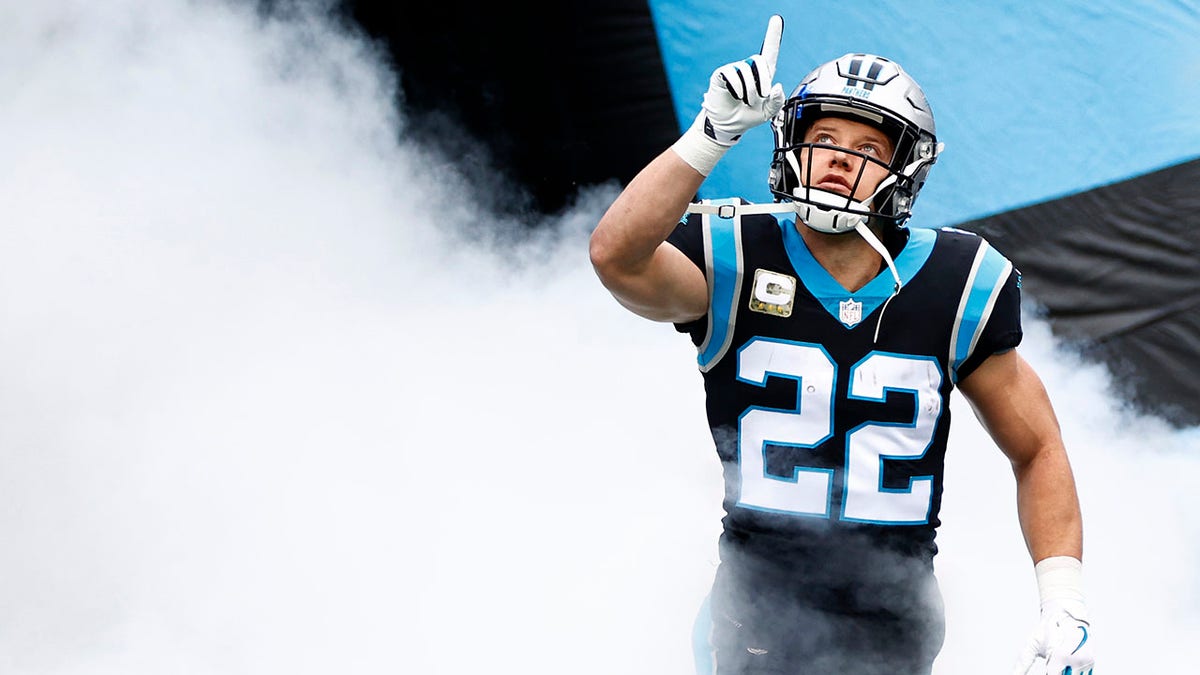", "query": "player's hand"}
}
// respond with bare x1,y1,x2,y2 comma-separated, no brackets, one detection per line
696,14,786,146
672,15,786,176
1011,600,1094,675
